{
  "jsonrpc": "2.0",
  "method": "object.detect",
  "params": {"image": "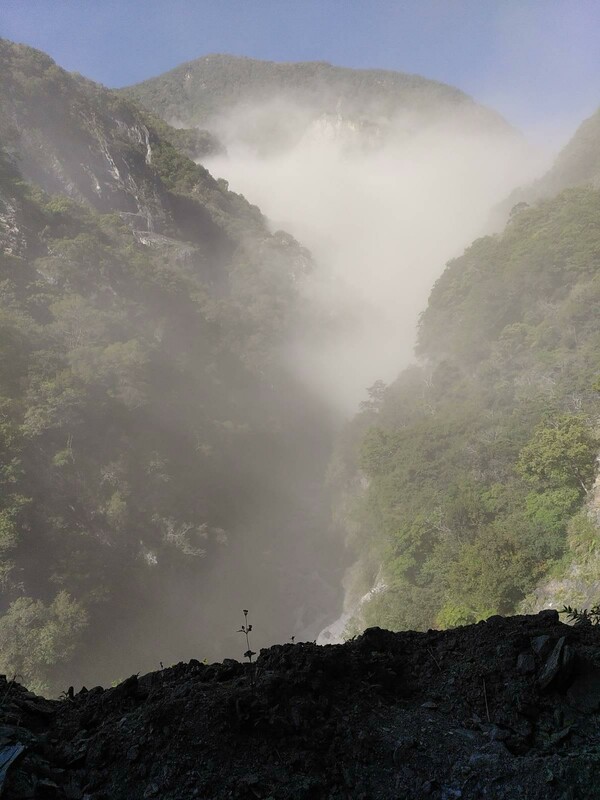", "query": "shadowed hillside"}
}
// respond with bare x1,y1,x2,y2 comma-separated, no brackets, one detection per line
0,40,341,695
